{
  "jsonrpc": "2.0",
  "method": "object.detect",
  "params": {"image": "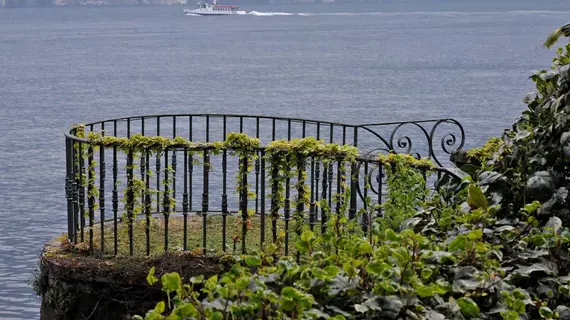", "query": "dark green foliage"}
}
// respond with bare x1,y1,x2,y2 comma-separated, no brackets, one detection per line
134,28,570,320
136,178,570,319
459,40,570,225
